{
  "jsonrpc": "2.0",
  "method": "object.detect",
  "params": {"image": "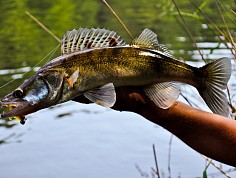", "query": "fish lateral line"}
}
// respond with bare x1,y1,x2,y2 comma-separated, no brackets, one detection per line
0,28,232,124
